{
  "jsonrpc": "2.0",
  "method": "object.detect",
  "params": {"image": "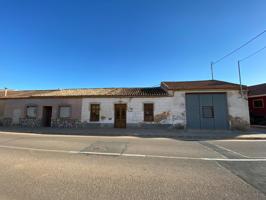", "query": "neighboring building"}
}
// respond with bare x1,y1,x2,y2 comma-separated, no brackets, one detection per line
0,80,250,130
248,83,266,125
